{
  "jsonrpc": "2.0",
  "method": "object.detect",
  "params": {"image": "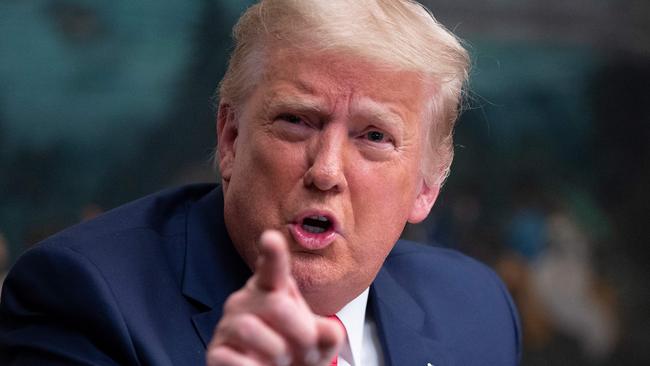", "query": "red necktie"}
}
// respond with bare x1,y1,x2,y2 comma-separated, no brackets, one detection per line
328,315,344,366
